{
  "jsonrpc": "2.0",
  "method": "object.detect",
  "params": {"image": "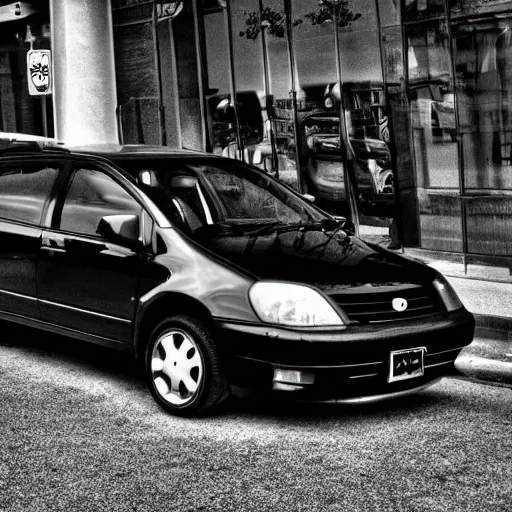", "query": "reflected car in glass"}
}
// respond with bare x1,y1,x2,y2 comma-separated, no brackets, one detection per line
0,139,474,416
303,112,395,216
